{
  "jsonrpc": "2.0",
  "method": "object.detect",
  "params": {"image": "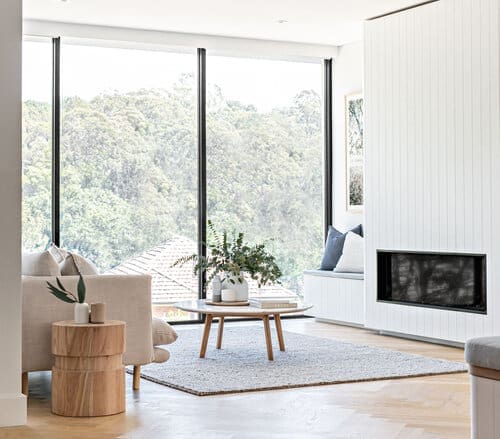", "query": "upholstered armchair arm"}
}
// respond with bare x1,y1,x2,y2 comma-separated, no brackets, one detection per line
22,274,154,372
